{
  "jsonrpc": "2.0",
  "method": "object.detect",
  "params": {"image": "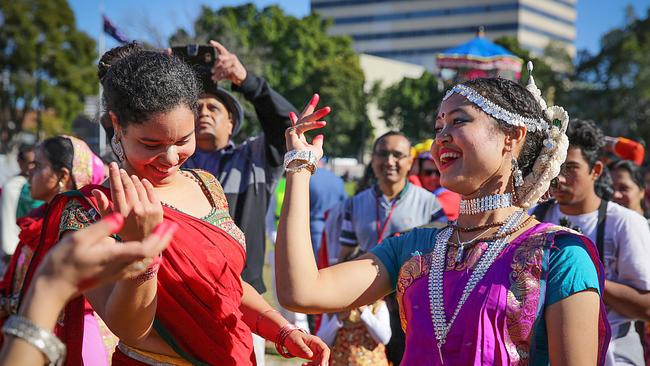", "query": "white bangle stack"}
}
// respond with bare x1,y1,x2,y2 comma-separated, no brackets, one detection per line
284,150,318,174
2,314,66,366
